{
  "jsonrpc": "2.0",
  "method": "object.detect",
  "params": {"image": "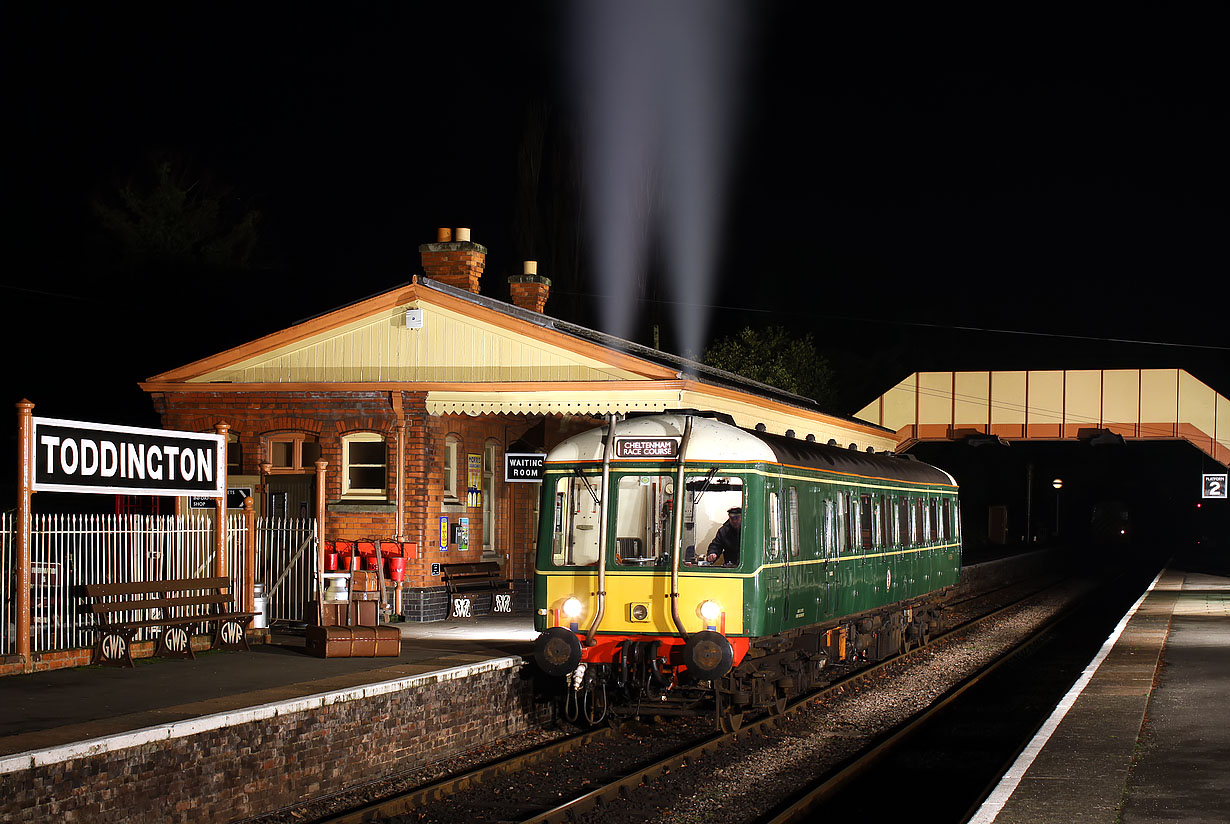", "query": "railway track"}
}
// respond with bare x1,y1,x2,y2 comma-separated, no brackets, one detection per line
305,572,1086,824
